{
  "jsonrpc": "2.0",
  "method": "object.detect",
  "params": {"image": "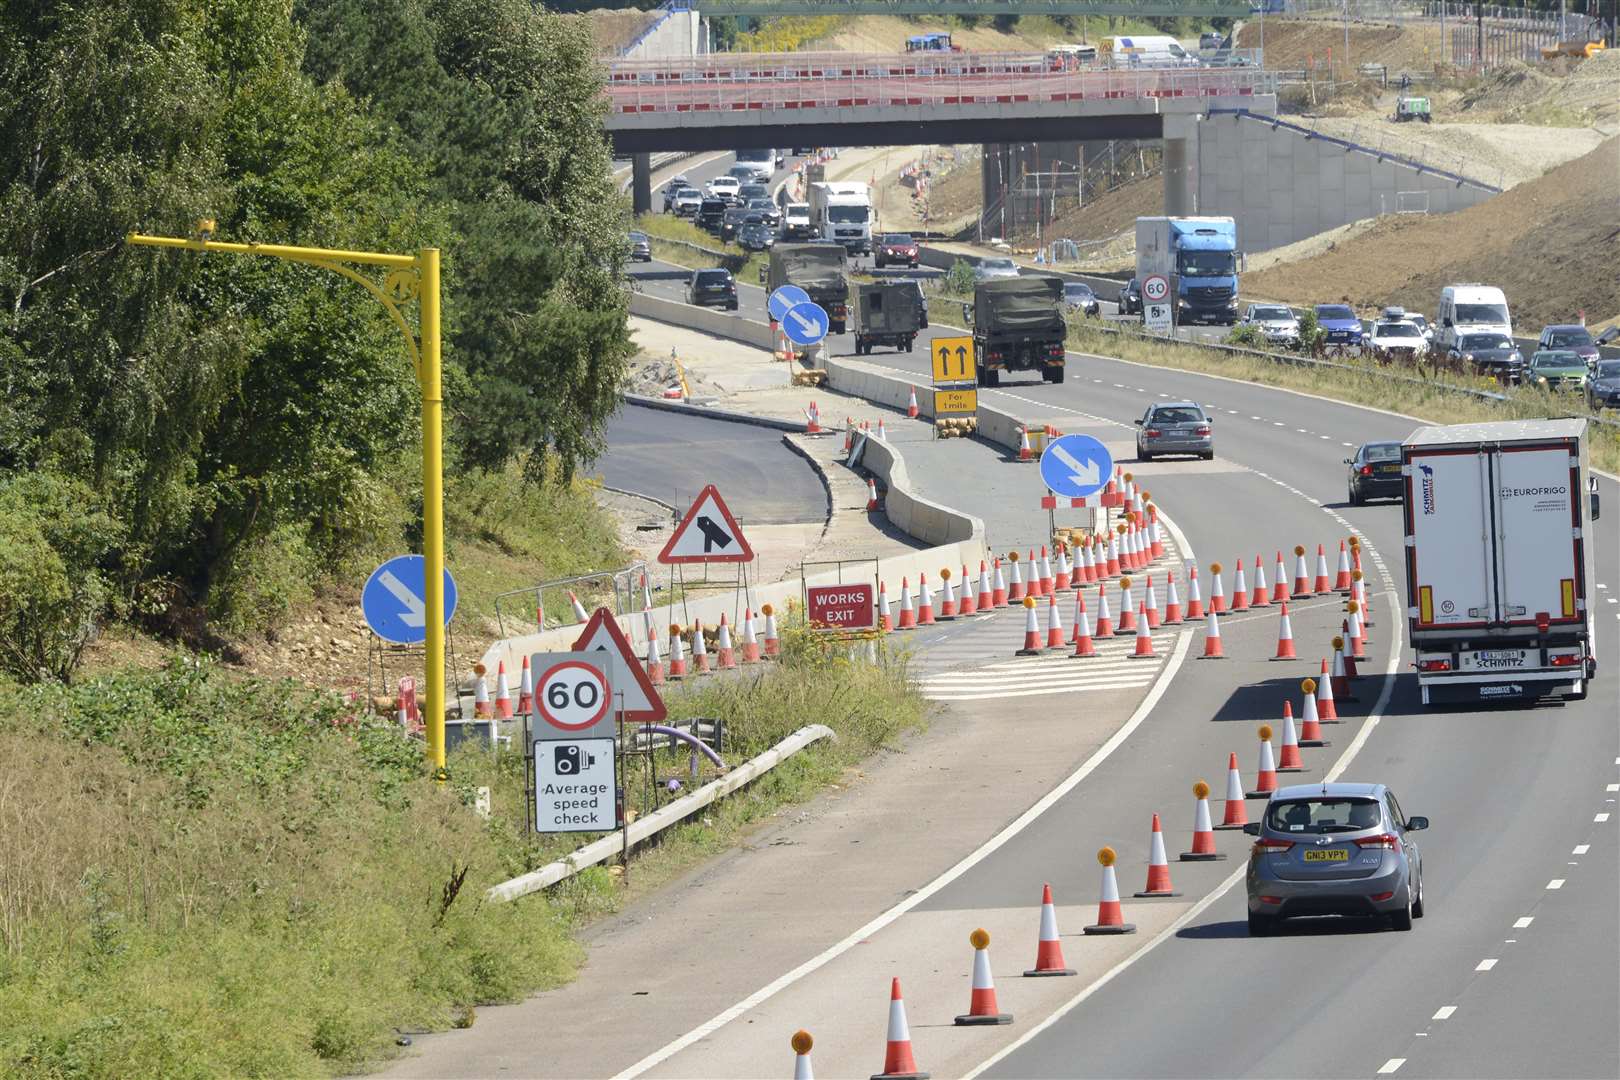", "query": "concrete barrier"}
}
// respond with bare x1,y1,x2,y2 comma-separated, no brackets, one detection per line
629,291,775,351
